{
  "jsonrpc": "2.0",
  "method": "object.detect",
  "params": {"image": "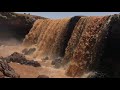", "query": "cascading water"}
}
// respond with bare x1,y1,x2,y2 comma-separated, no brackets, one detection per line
23,17,81,59
2,13,120,78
